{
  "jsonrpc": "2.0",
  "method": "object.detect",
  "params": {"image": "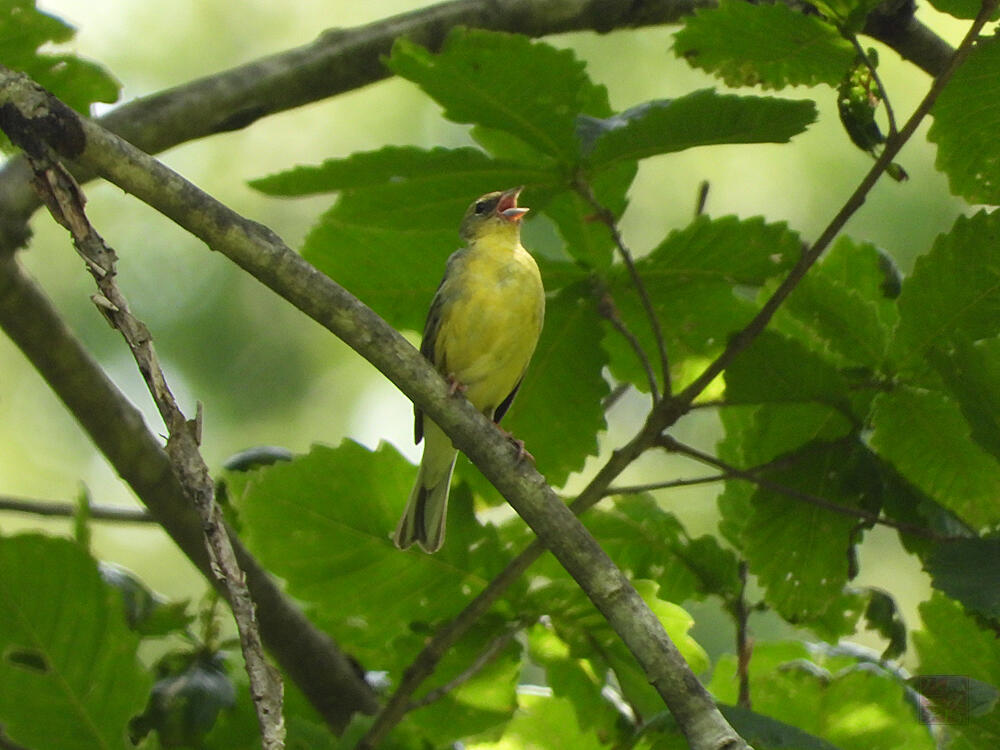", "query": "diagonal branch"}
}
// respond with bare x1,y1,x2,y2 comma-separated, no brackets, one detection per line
0,70,747,750
579,180,671,398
